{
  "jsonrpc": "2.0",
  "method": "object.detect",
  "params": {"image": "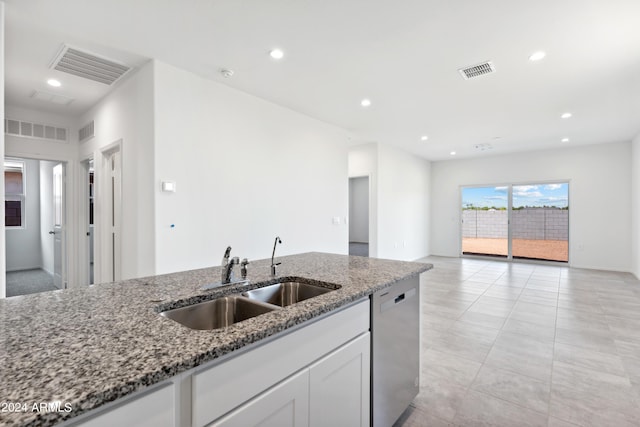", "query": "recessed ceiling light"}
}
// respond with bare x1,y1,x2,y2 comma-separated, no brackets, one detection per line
47,79,61,87
360,98,372,108
561,138,570,143
450,151,456,156
528,51,546,61
421,135,429,141
561,112,572,119
269,49,284,60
